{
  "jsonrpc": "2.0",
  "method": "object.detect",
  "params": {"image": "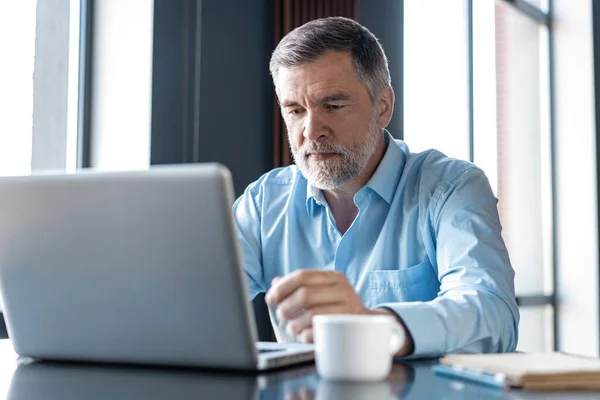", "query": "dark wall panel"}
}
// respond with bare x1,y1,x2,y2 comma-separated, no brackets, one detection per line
151,0,273,196
197,0,274,195
357,0,404,140
151,0,200,166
